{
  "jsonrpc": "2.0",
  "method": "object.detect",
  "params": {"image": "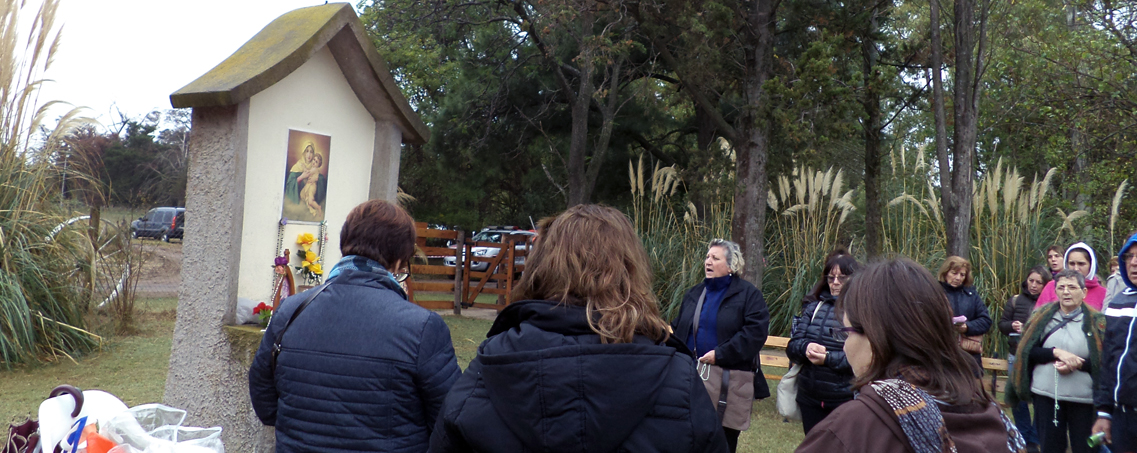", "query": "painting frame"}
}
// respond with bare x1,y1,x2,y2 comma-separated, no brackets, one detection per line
281,129,332,223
